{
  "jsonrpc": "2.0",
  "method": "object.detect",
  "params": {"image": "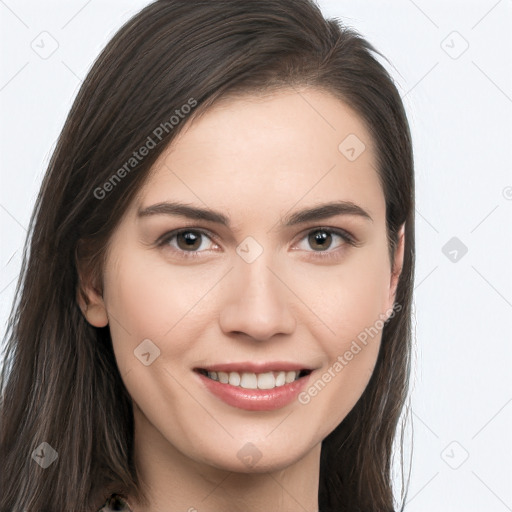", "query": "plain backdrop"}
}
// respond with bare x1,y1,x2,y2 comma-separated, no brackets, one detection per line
1,1,511,510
